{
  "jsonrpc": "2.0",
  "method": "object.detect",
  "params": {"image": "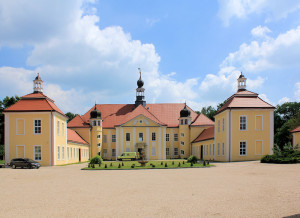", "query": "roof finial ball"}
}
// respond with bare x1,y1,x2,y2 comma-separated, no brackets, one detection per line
33,73,44,93
237,71,247,91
